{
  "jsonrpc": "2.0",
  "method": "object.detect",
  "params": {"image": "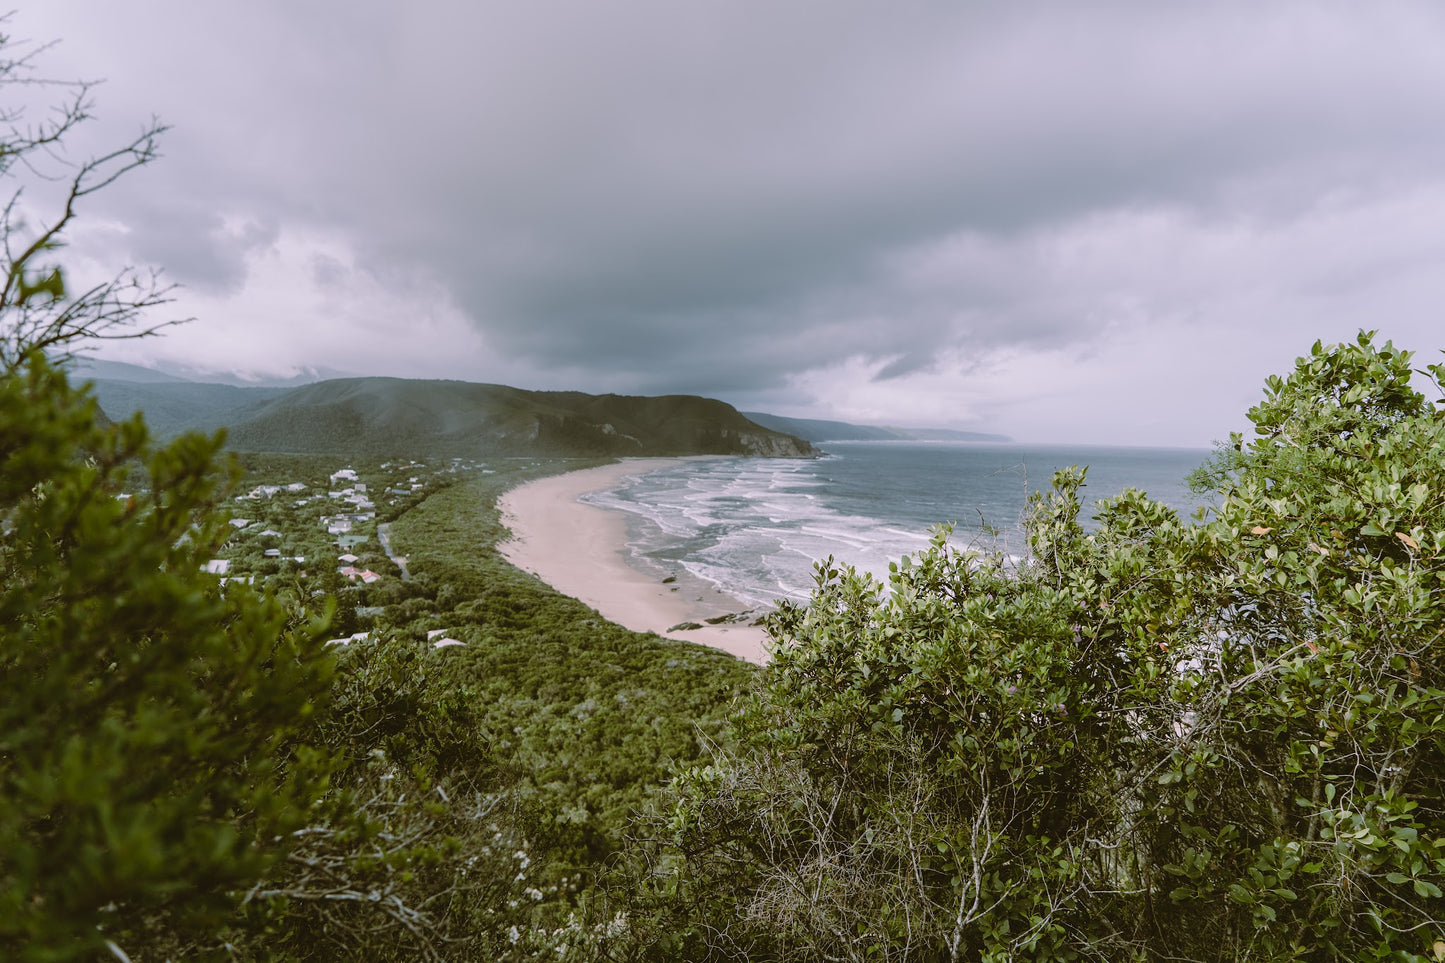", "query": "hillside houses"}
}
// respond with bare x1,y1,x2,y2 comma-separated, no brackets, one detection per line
322,511,375,535
200,461,457,607
236,481,308,502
